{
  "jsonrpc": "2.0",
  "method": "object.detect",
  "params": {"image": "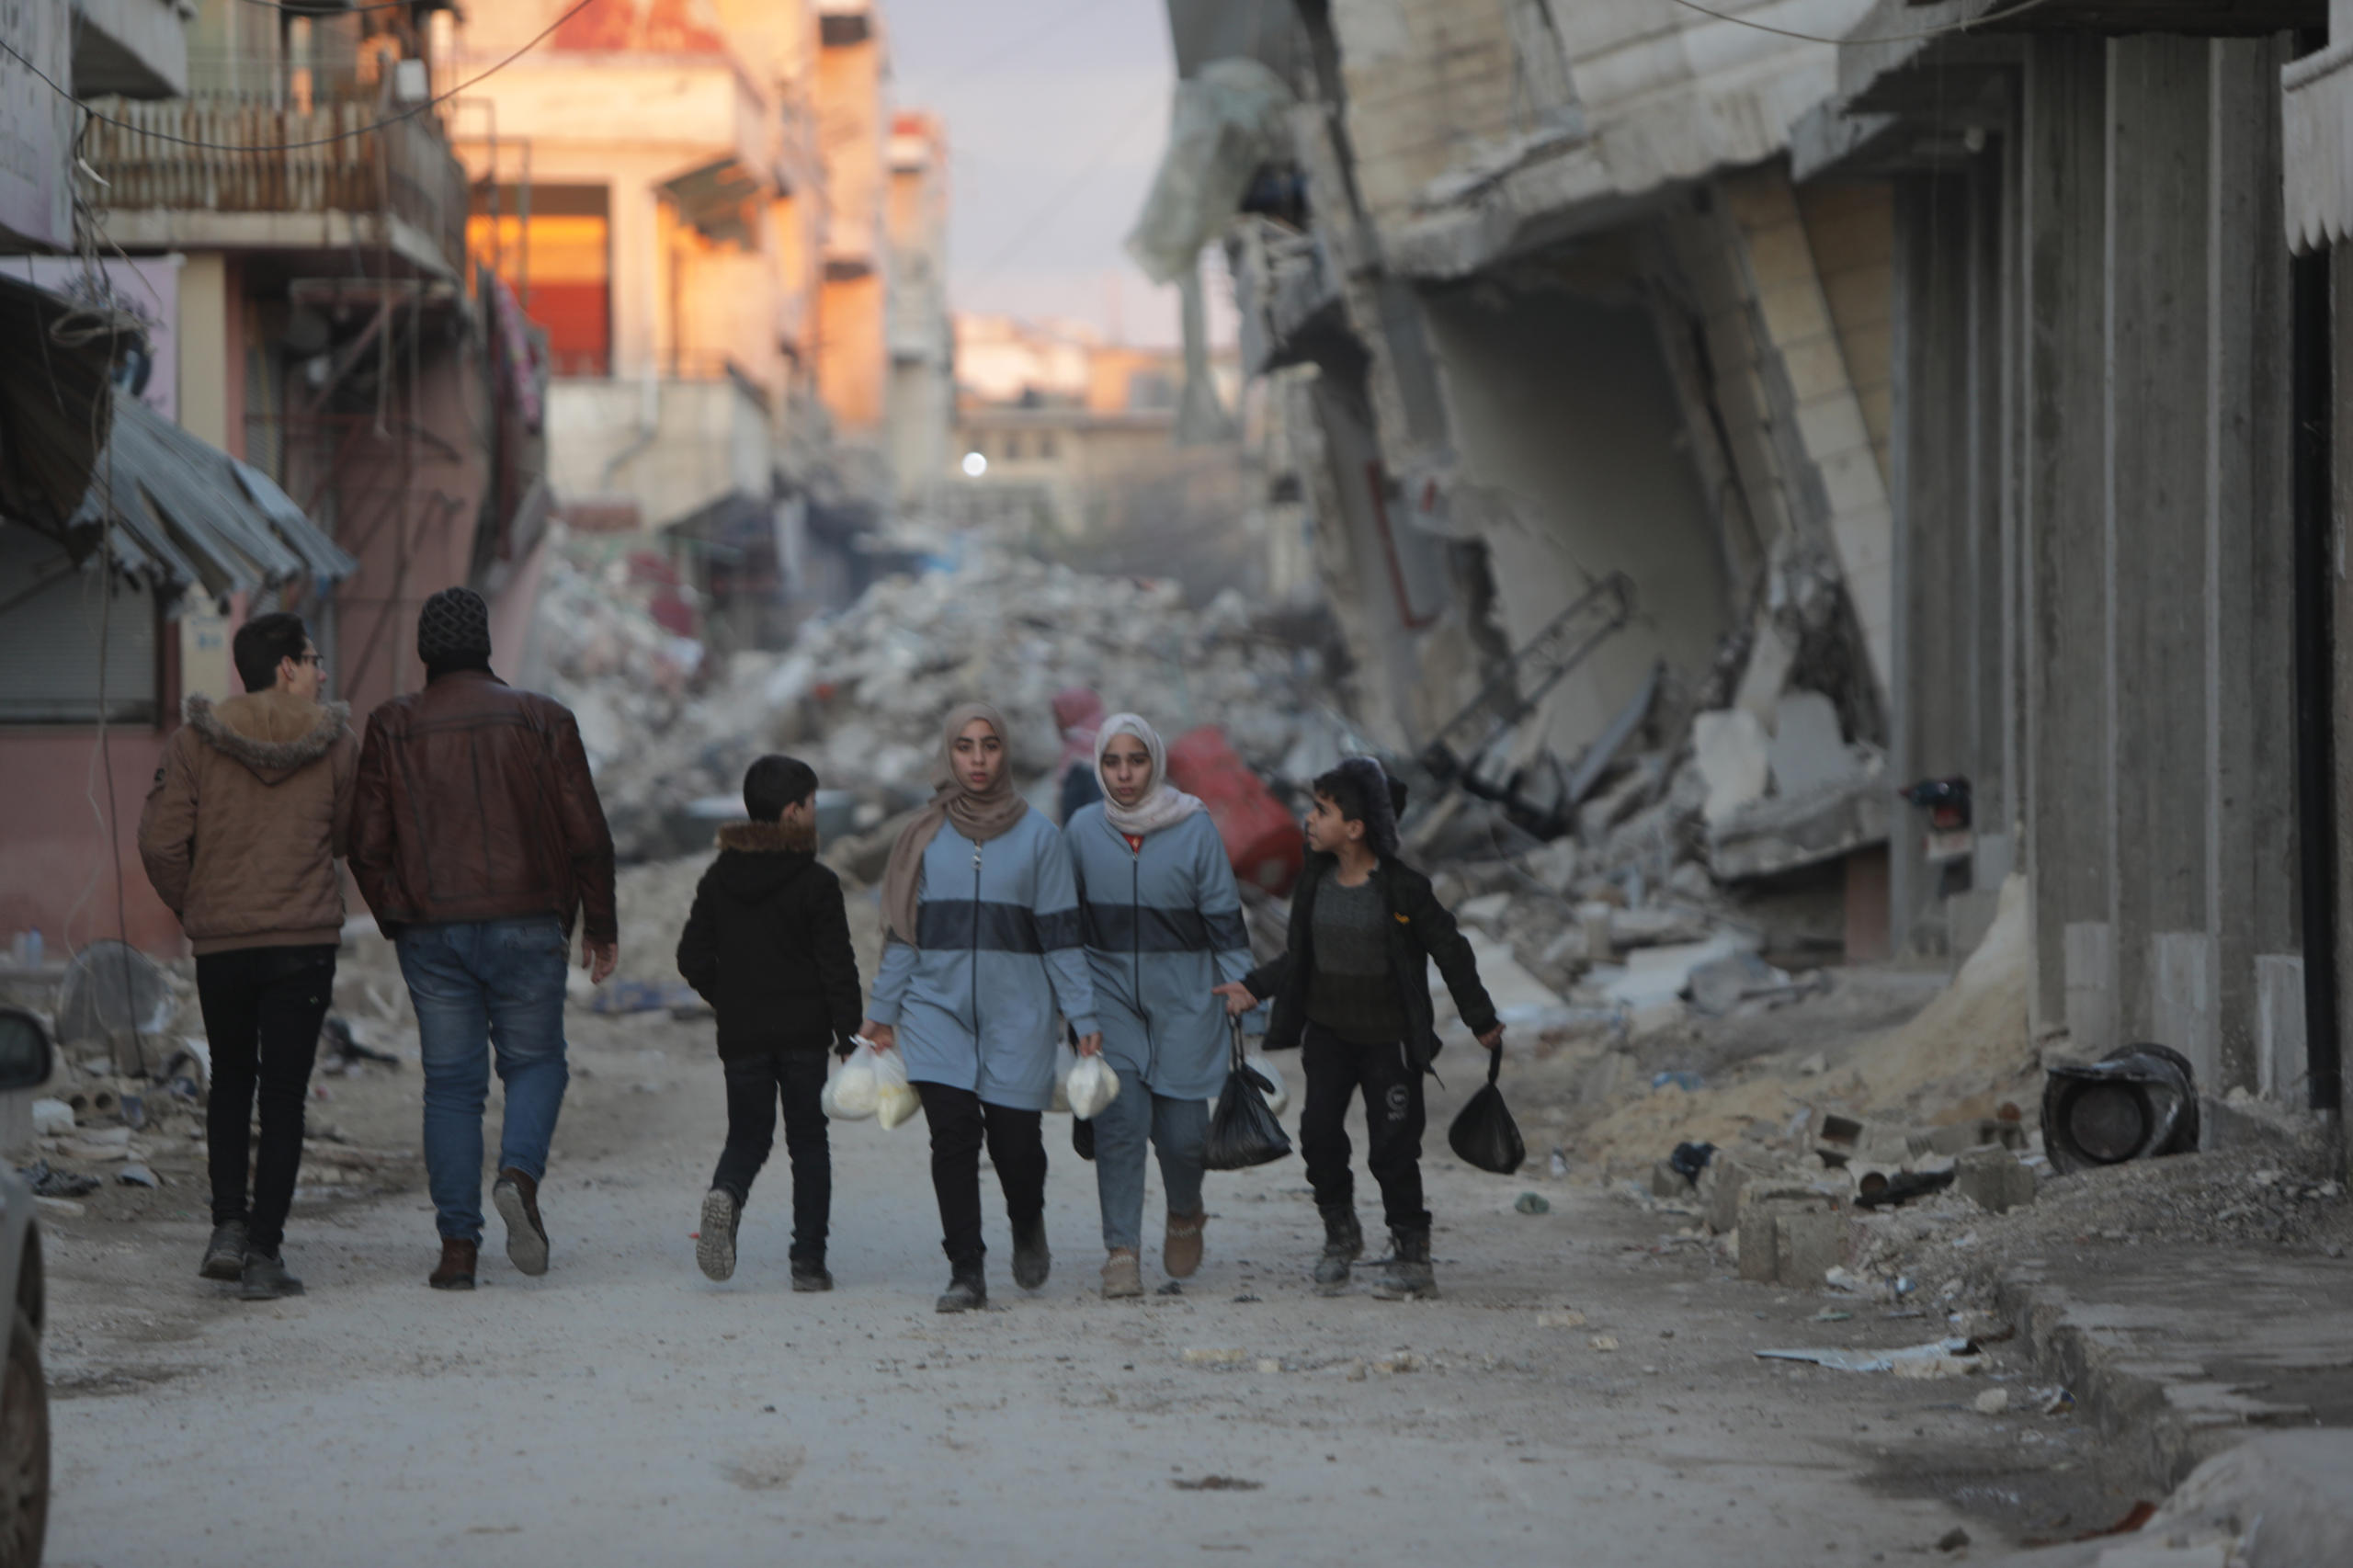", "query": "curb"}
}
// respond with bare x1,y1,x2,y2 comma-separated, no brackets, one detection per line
1987,1265,2211,1497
